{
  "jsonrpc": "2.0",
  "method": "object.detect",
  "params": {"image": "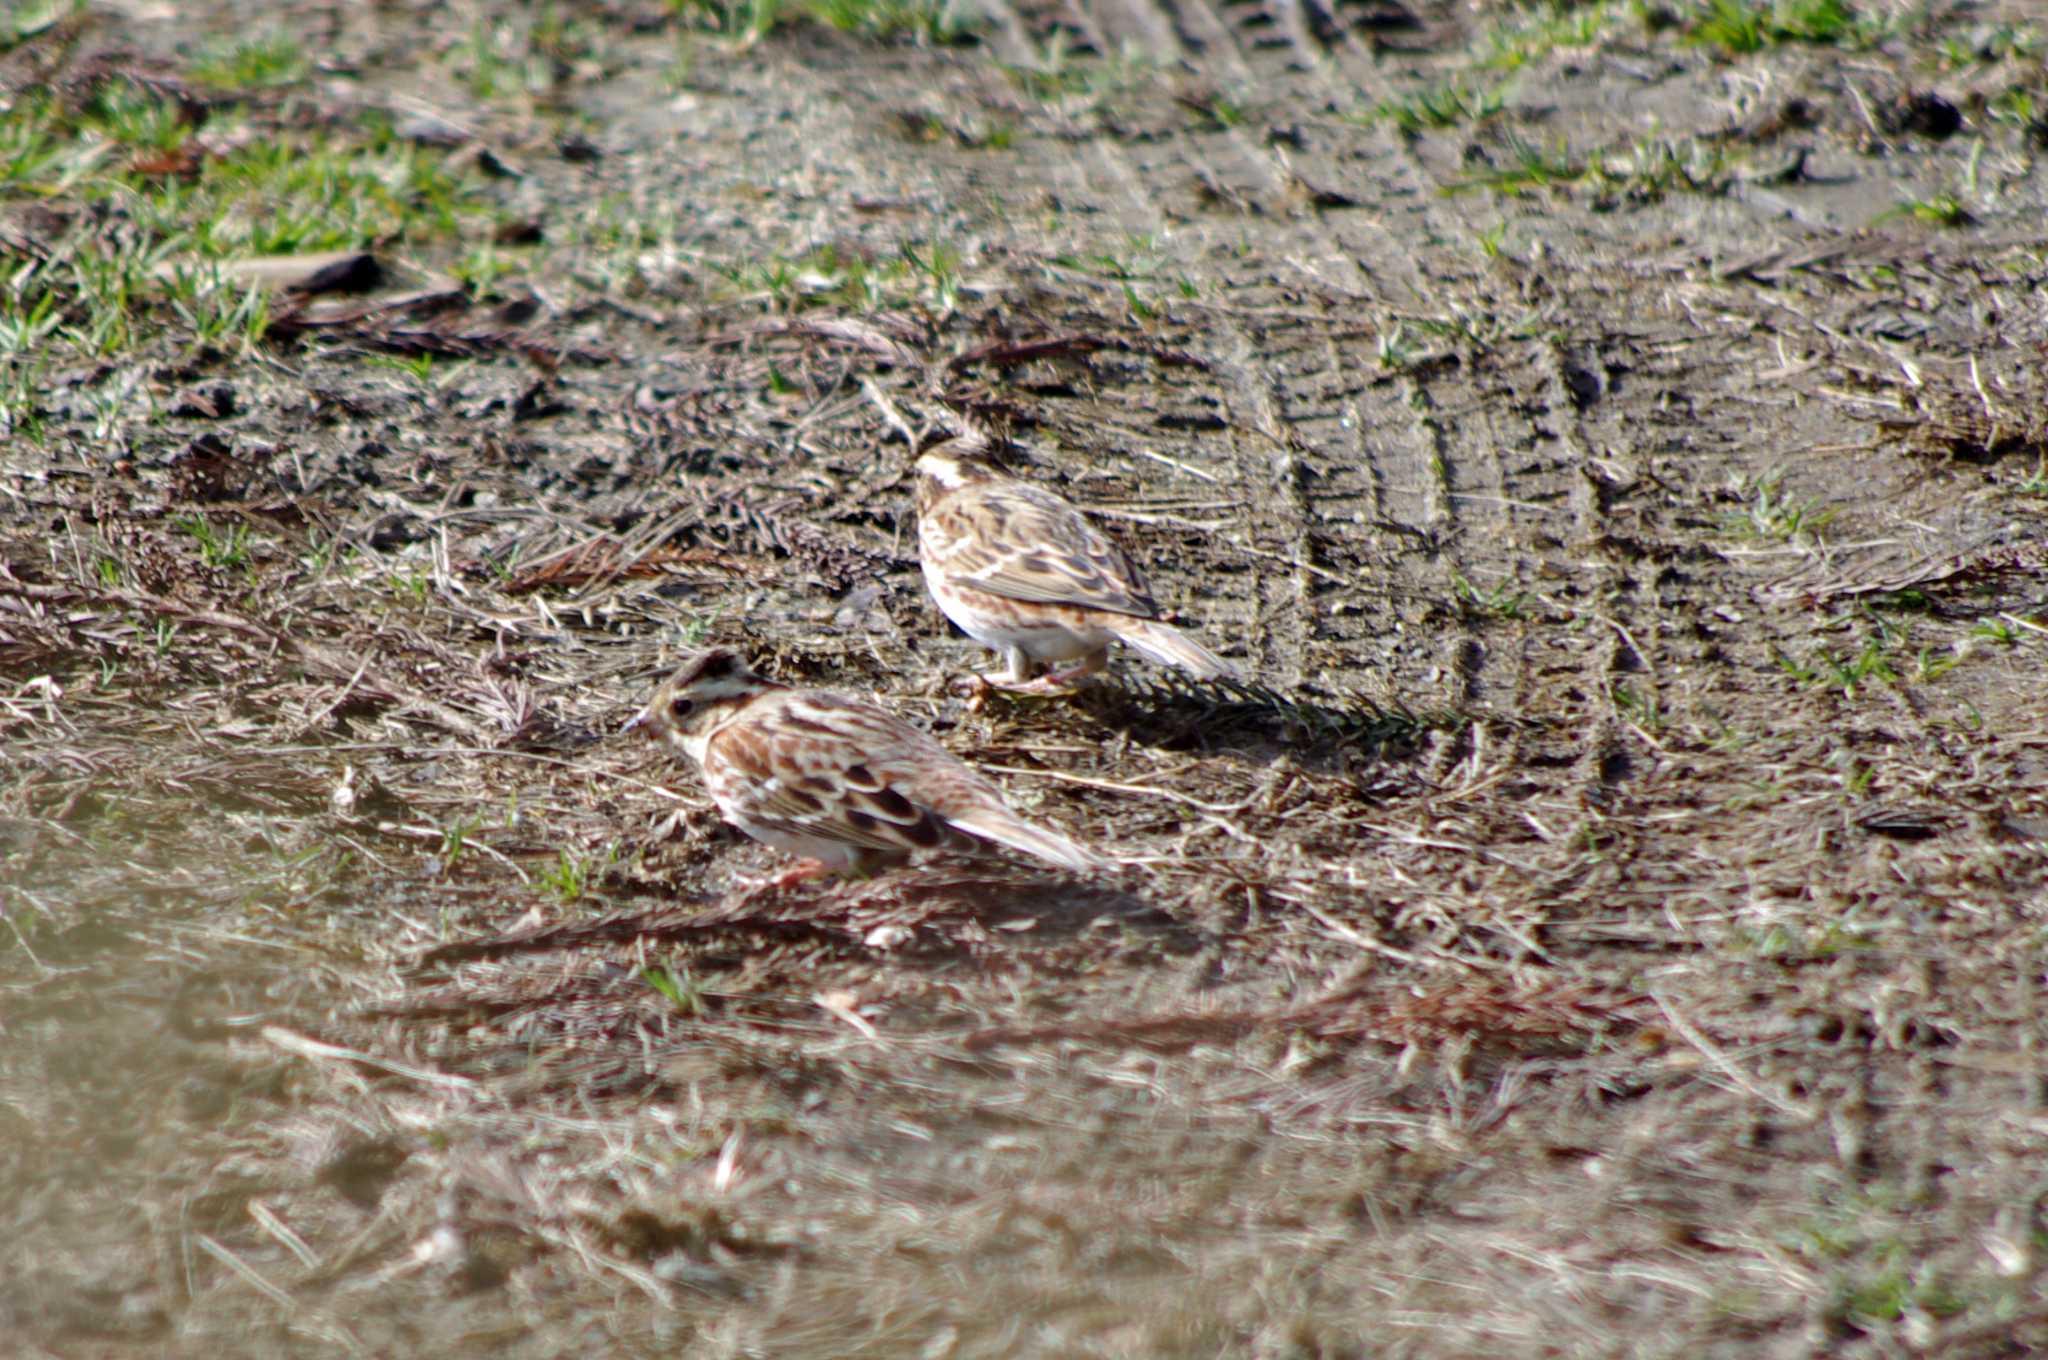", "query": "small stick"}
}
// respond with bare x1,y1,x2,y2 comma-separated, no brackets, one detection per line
1651,993,1814,1121
860,376,920,449
261,1025,481,1093
195,1234,294,1308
